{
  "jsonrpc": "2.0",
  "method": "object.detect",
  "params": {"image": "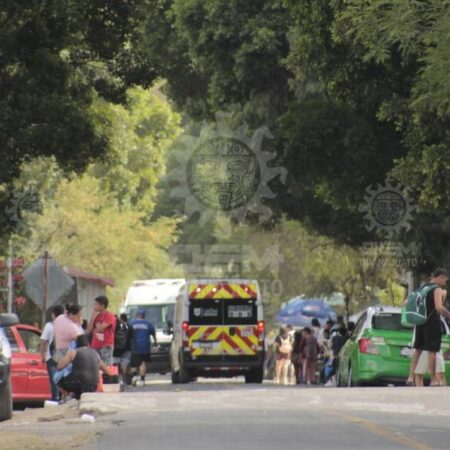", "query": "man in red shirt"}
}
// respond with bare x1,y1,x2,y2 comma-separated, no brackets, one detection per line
87,295,116,366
